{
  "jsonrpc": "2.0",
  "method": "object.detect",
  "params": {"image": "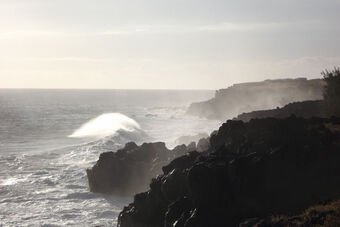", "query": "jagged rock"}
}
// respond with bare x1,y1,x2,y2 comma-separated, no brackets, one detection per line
196,137,210,152
161,169,188,202
186,142,196,152
164,197,193,227
171,144,188,157
87,142,191,195
176,133,209,146
118,116,340,227
162,151,200,175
